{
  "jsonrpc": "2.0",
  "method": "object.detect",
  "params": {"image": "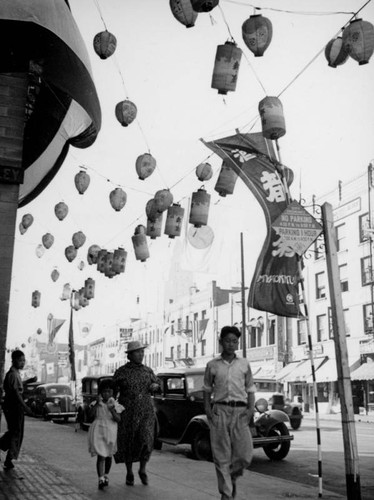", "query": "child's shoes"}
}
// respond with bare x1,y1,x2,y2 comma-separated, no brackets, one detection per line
104,476,109,487
98,478,106,490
